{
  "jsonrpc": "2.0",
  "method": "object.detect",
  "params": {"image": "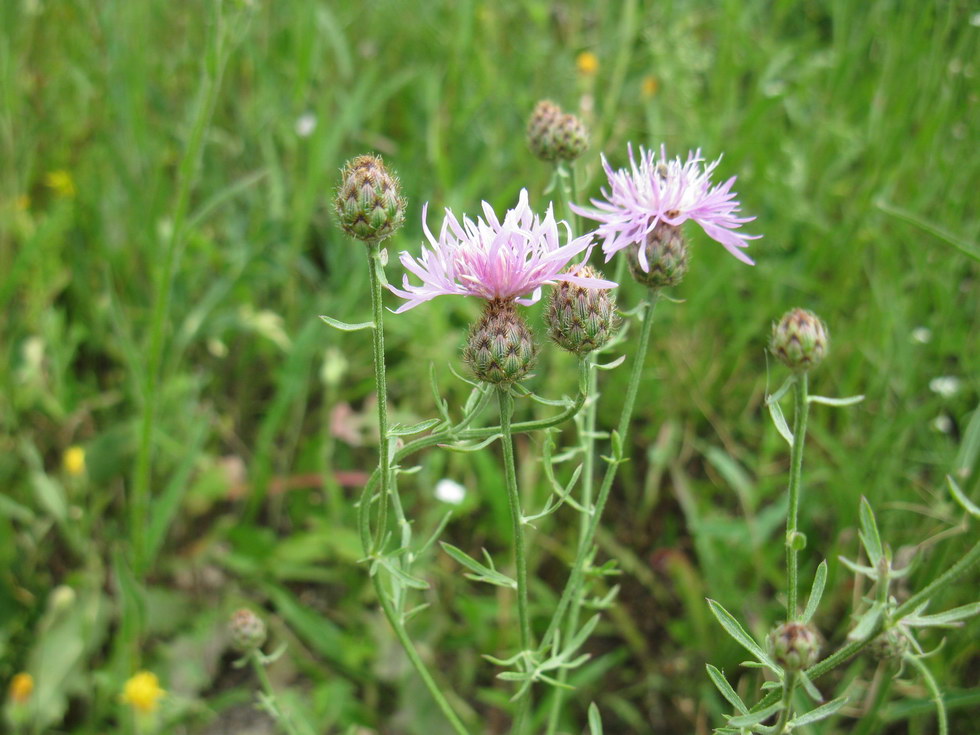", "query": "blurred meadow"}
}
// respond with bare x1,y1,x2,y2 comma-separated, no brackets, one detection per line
1,0,978,733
